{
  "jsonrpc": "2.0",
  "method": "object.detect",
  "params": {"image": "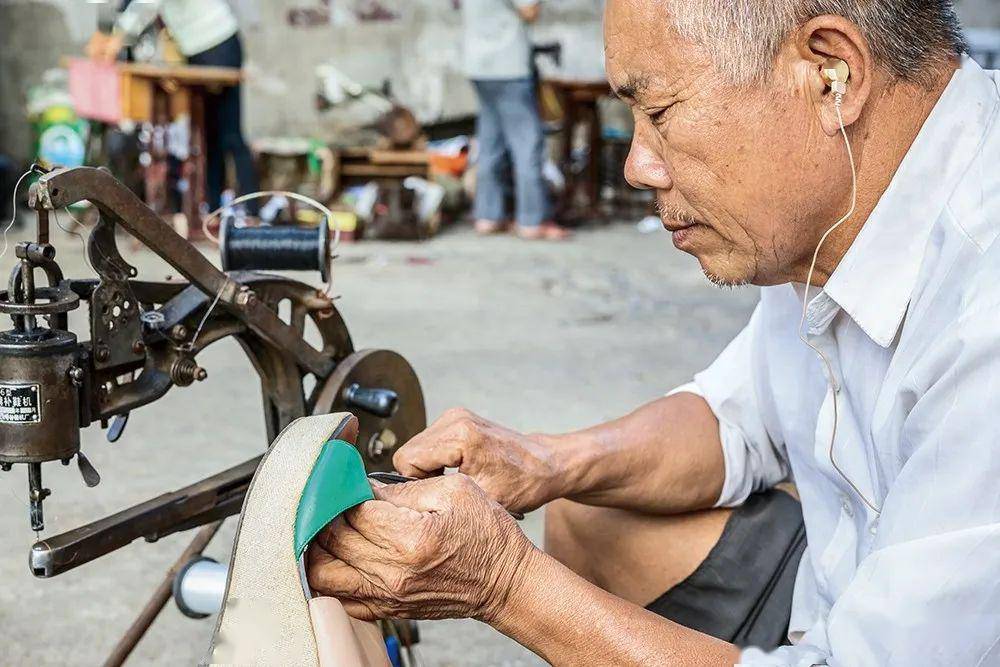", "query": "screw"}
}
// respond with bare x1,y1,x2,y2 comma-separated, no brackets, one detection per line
140,310,165,329
170,325,188,341
132,340,146,354
95,346,110,362
170,357,208,386
0,462,11,472
68,367,85,386
368,434,385,459
367,429,398,461
235,289,256,308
